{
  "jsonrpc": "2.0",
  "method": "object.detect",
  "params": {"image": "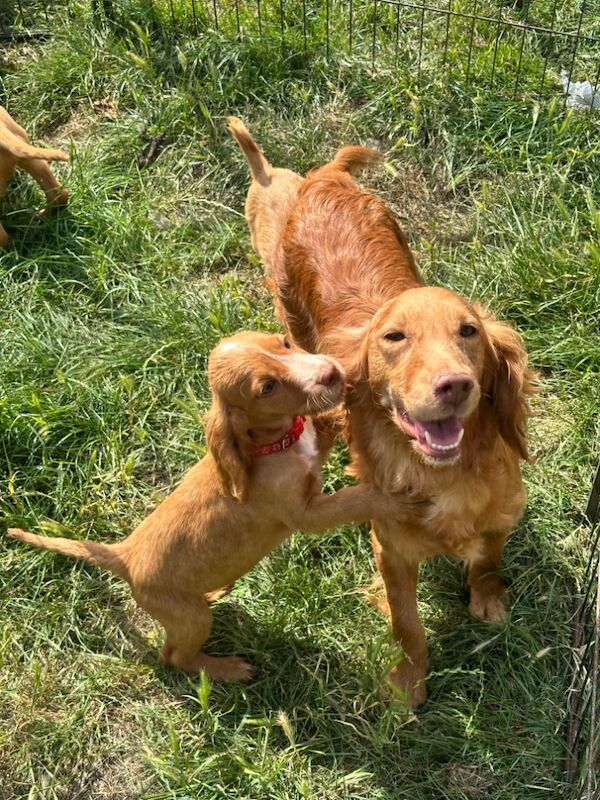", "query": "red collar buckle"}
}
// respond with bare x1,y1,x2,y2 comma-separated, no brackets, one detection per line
252,416,307,457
